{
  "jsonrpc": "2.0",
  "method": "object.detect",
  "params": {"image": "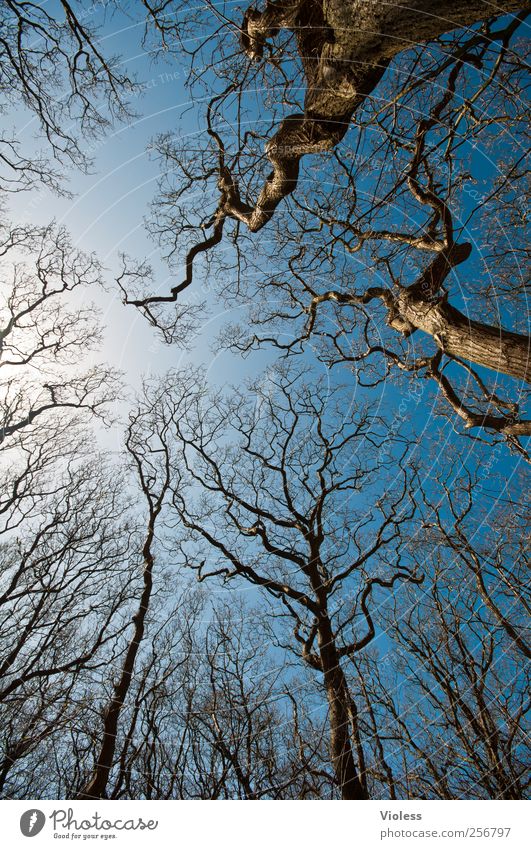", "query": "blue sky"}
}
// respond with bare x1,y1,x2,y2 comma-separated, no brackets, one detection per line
5,1,274,403
4,2,526,477
0,2,528,799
